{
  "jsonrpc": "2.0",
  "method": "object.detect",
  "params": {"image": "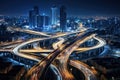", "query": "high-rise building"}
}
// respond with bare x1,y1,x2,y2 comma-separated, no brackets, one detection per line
37,14,49,31
29,6,39,29
42,15,49,26
60,6,67,32
29,10,34,28
42,15,50,31
51,6,57,25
